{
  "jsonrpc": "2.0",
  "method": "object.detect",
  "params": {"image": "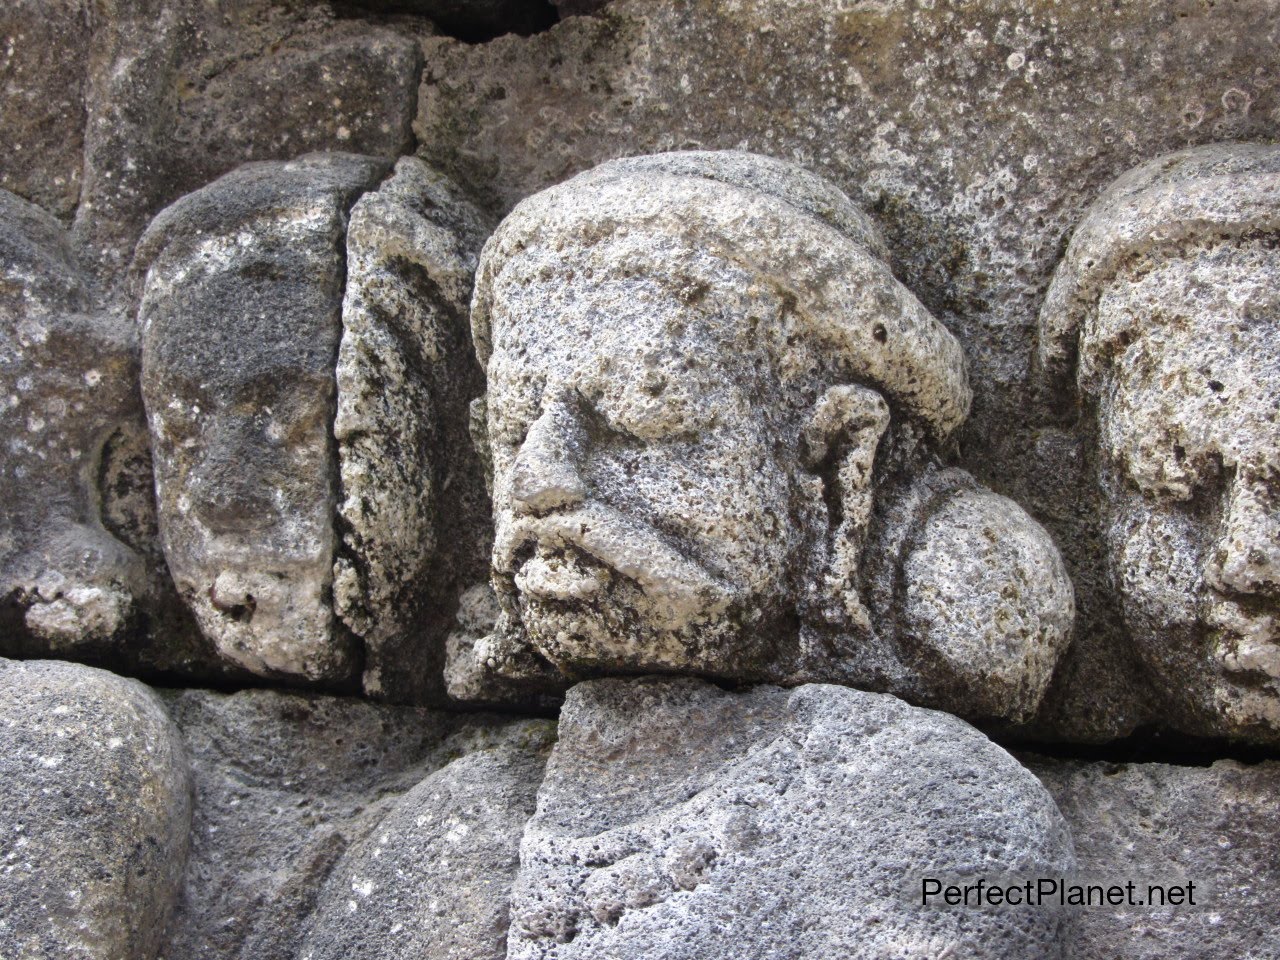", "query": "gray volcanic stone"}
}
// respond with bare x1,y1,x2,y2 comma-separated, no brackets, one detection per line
0,190,144,652
162,686,553,960
896,482,1075,722
298,729,553,960
0,658,192,960
1037,144,1280,744
509,678,1075,960
459,151,1073,722
1029,756,1280,960
0,0,89,218
75,0,427,284
138,154,386,685
416,0,1280,744
334,156,492,703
